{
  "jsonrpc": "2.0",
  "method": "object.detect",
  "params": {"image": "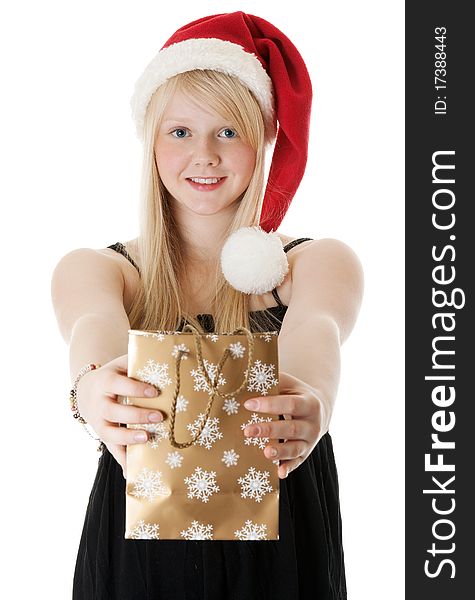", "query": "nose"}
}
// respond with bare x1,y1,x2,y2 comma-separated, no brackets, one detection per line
192,136,220,167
